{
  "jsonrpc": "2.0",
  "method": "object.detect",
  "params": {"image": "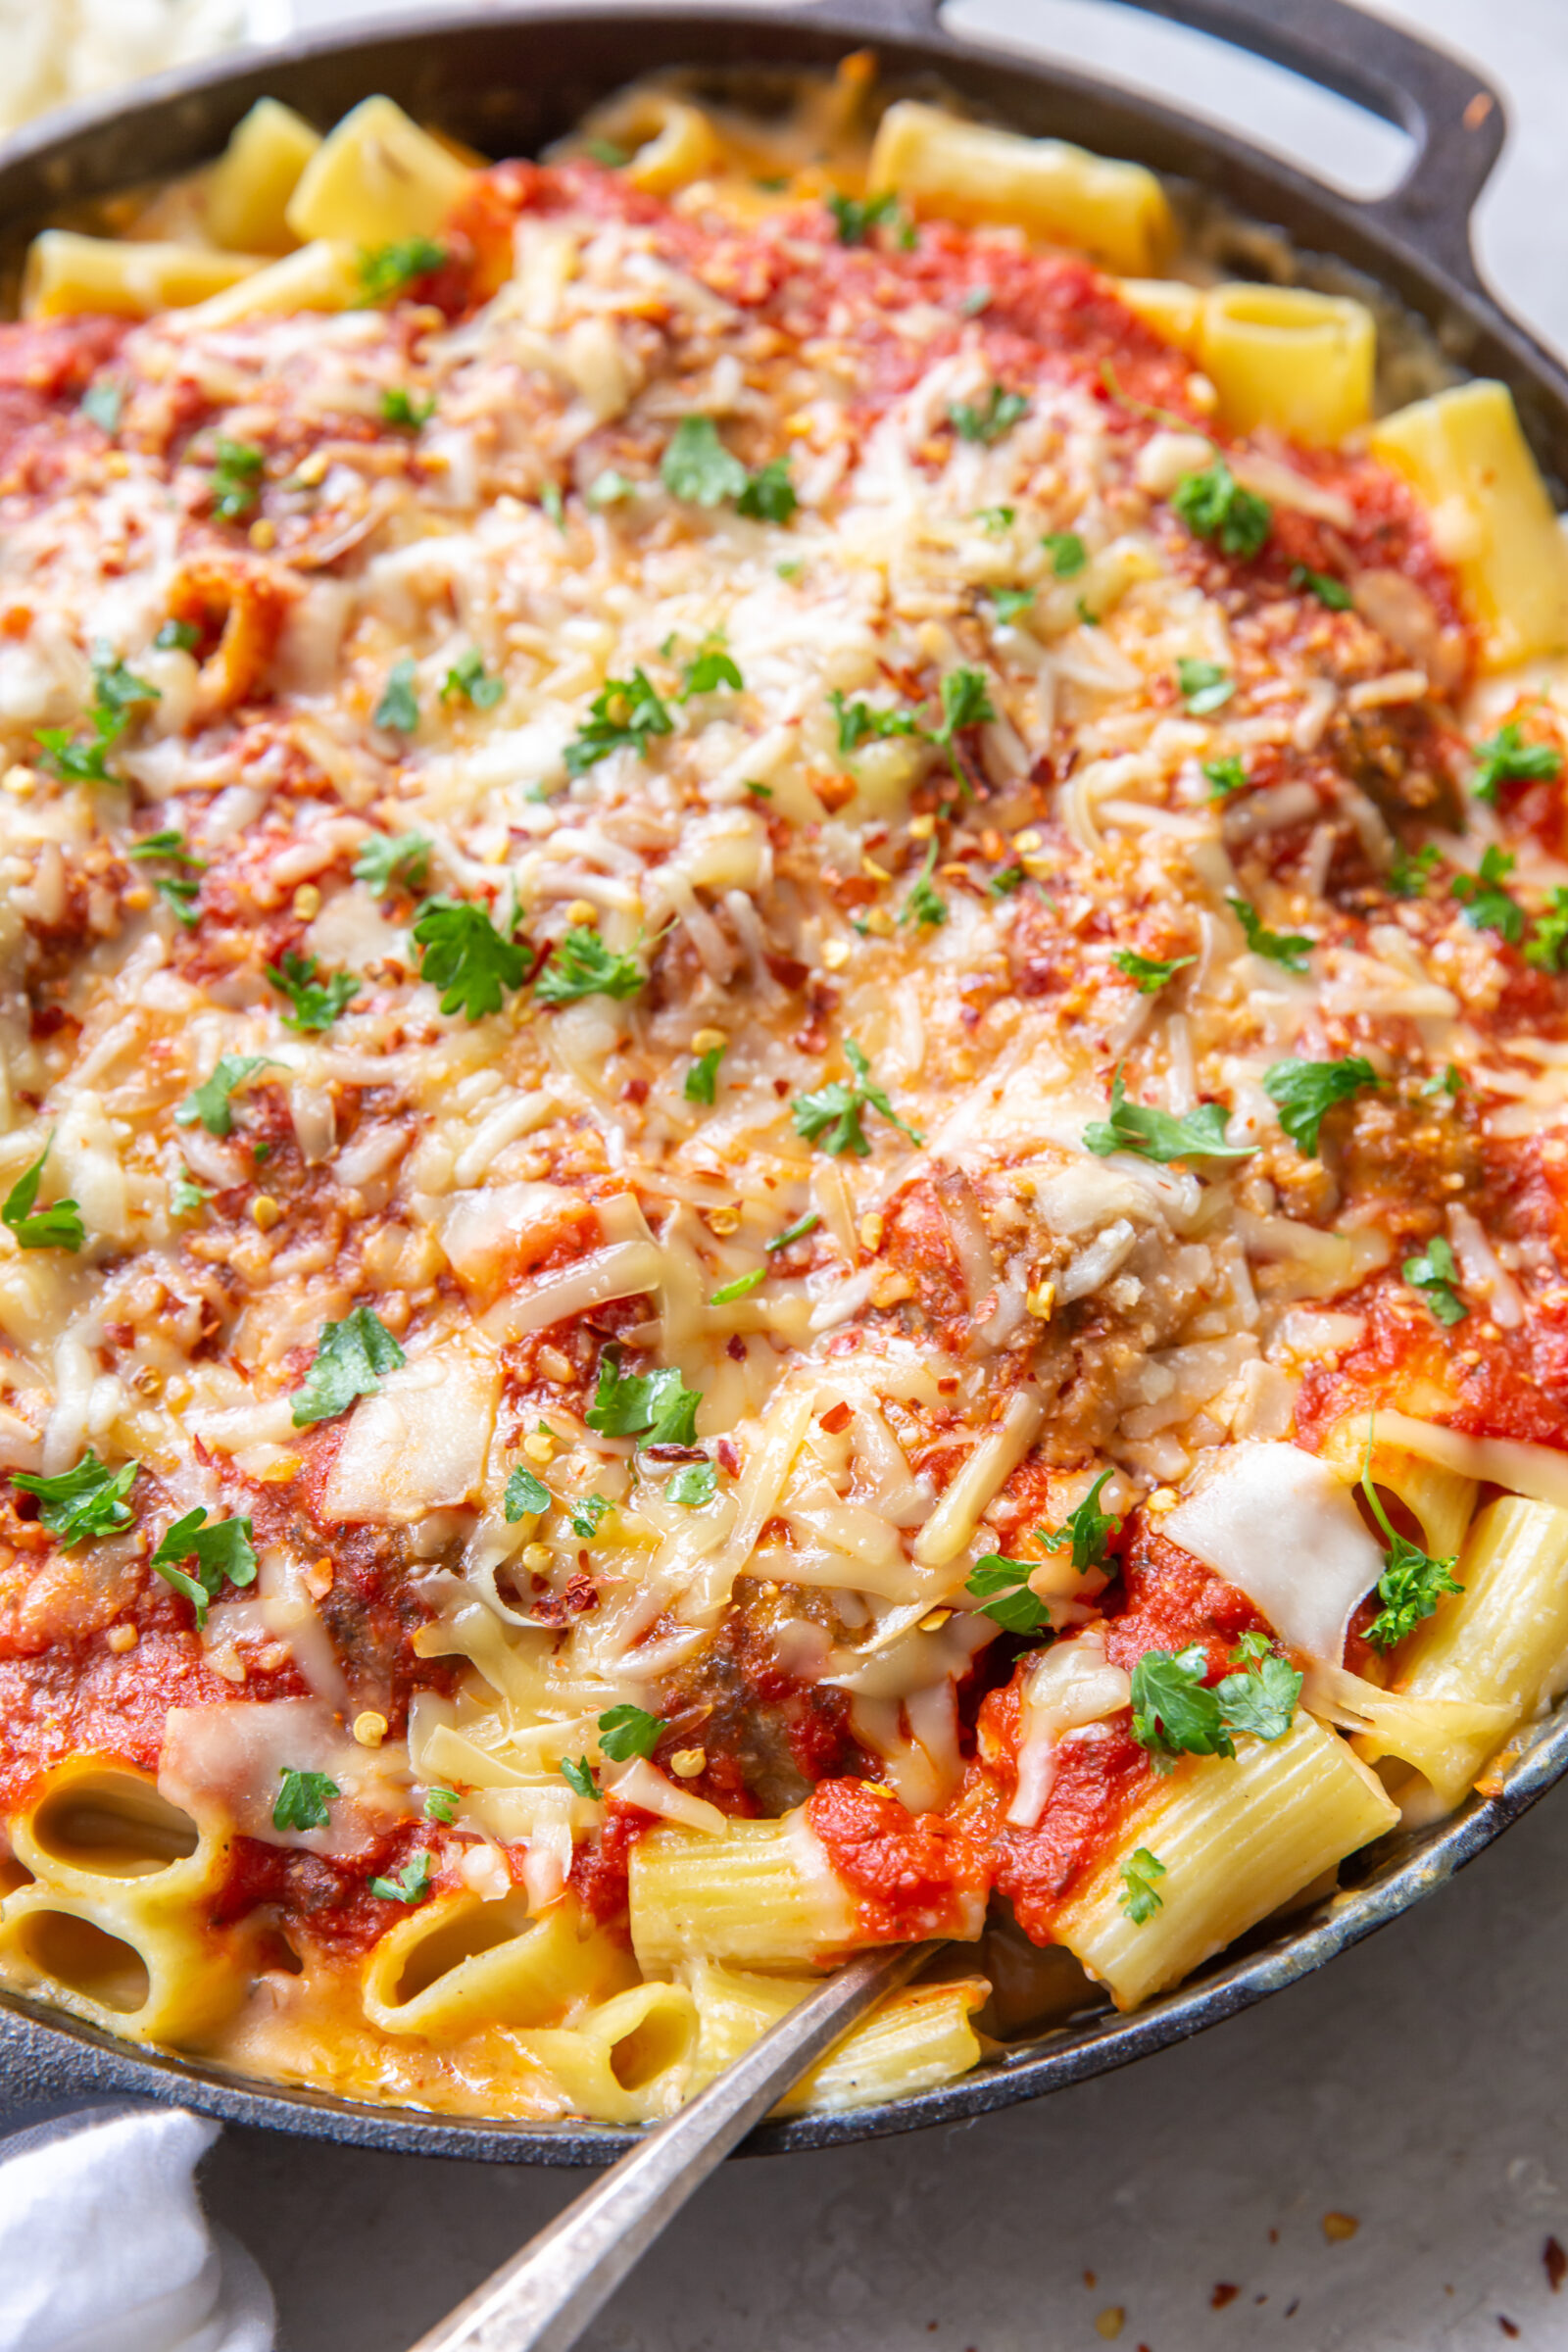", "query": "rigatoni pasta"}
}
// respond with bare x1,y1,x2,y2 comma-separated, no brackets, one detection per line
0,59,1566,2129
